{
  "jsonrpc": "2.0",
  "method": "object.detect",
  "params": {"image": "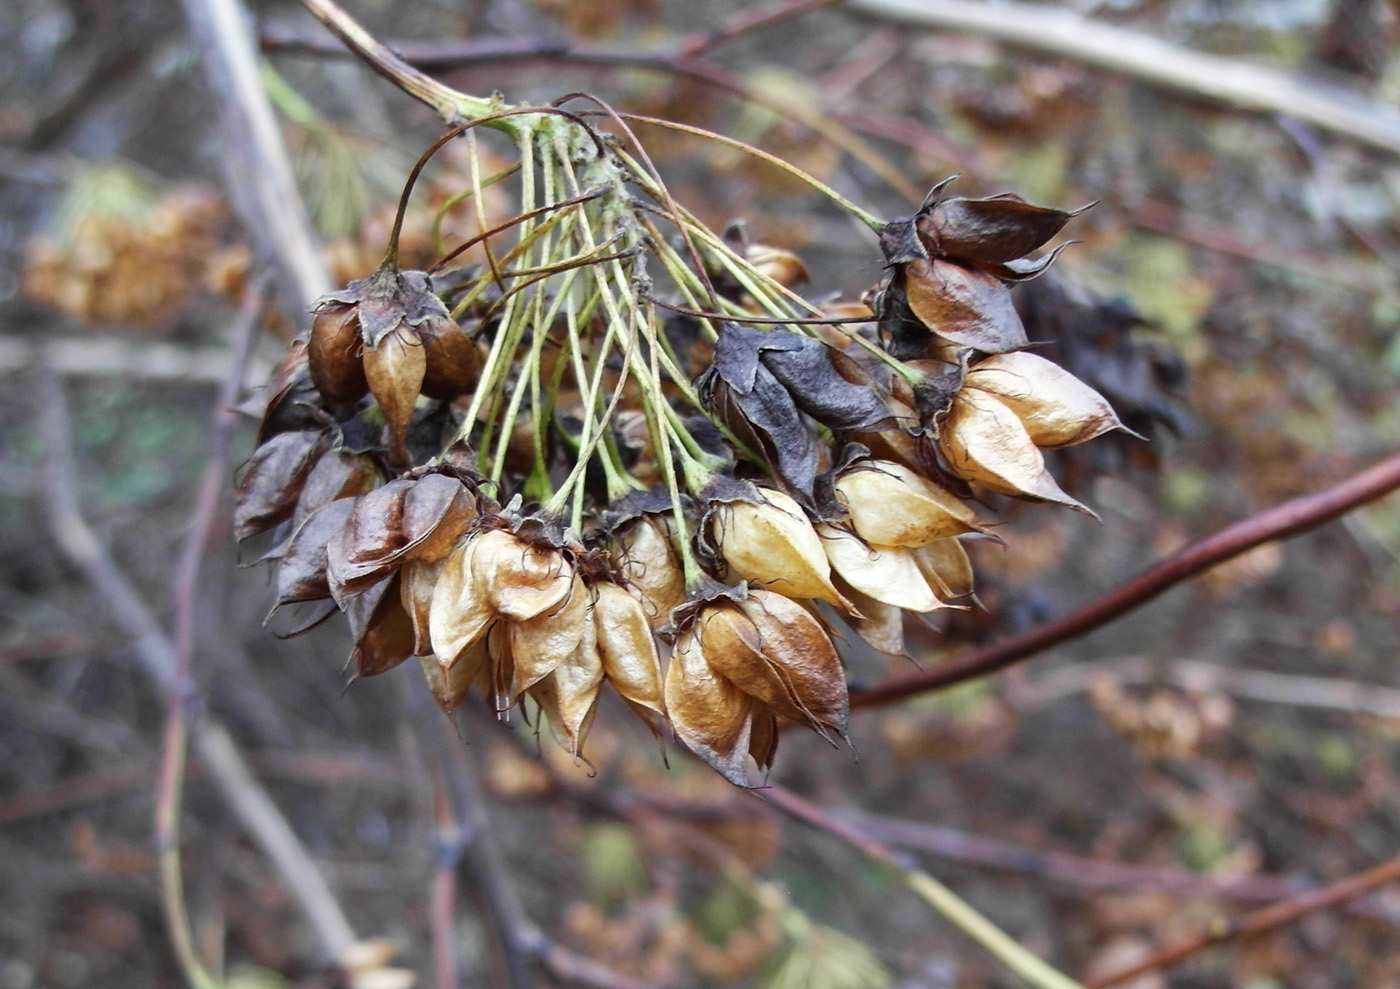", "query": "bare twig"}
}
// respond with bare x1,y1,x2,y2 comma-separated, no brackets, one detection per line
265,18,924,201
36,353,358,965
153,278,267,989
675,0,844,58
760,783,1084,989
850,450,1400,709
1084,854,1400,987
179,0,330,316
1022,655,1400,722
846,0,1400,158
837,810,1335,906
